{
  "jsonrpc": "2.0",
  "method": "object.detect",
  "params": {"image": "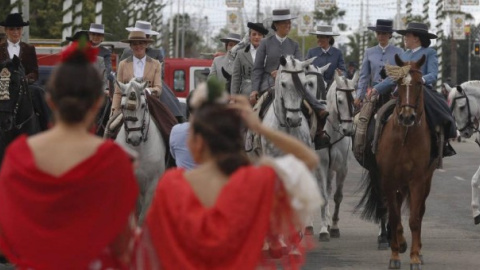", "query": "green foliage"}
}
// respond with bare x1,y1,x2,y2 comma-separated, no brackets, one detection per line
207,76,225,101
314,6,345,25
